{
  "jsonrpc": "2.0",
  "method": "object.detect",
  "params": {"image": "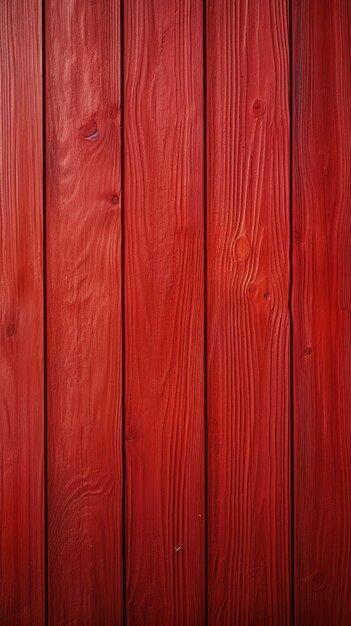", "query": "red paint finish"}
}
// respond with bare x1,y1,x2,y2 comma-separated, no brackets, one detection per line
293,0,351,623
2,1,351,624
206,0,291,623
45,1,123,624
123,1,205,623
0,1,44,624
